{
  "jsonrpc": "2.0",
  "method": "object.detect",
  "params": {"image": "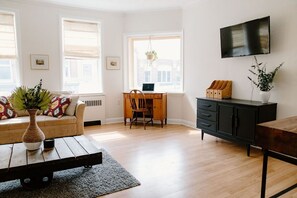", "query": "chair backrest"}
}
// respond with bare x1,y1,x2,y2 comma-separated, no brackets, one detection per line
129,89,147,110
